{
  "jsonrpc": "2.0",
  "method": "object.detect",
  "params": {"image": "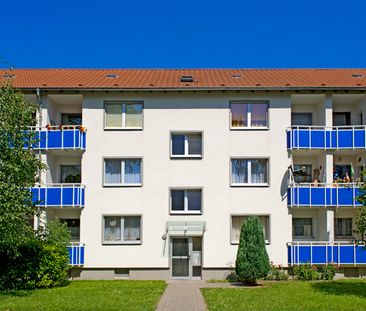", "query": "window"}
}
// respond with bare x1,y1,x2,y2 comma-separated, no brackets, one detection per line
60,219,80,241
293,218,312,237
170,189,202,214
104,159,142,186
105,102,143,129
335,218,353,237
231,159,268,185
103,216,141,244
333,112,351,126
291,113,312,126
231,102,268,128
231,215,270,243
293,164,312,183
333,165,352,182
61,165,81,183
171,133,202,157
61,114,82,126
